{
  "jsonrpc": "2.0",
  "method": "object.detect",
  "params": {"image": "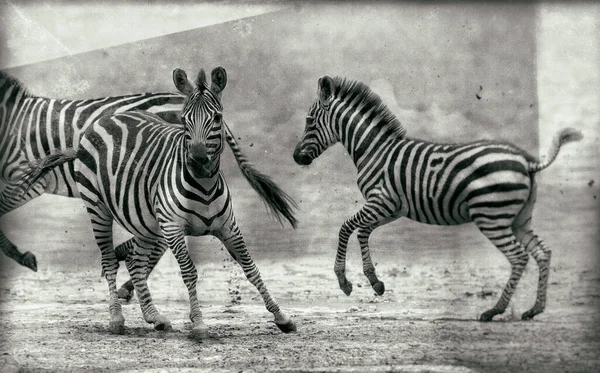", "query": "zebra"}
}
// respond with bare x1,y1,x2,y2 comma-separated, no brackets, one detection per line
292,75,582,321
0,70,185,272
18,67,297,339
